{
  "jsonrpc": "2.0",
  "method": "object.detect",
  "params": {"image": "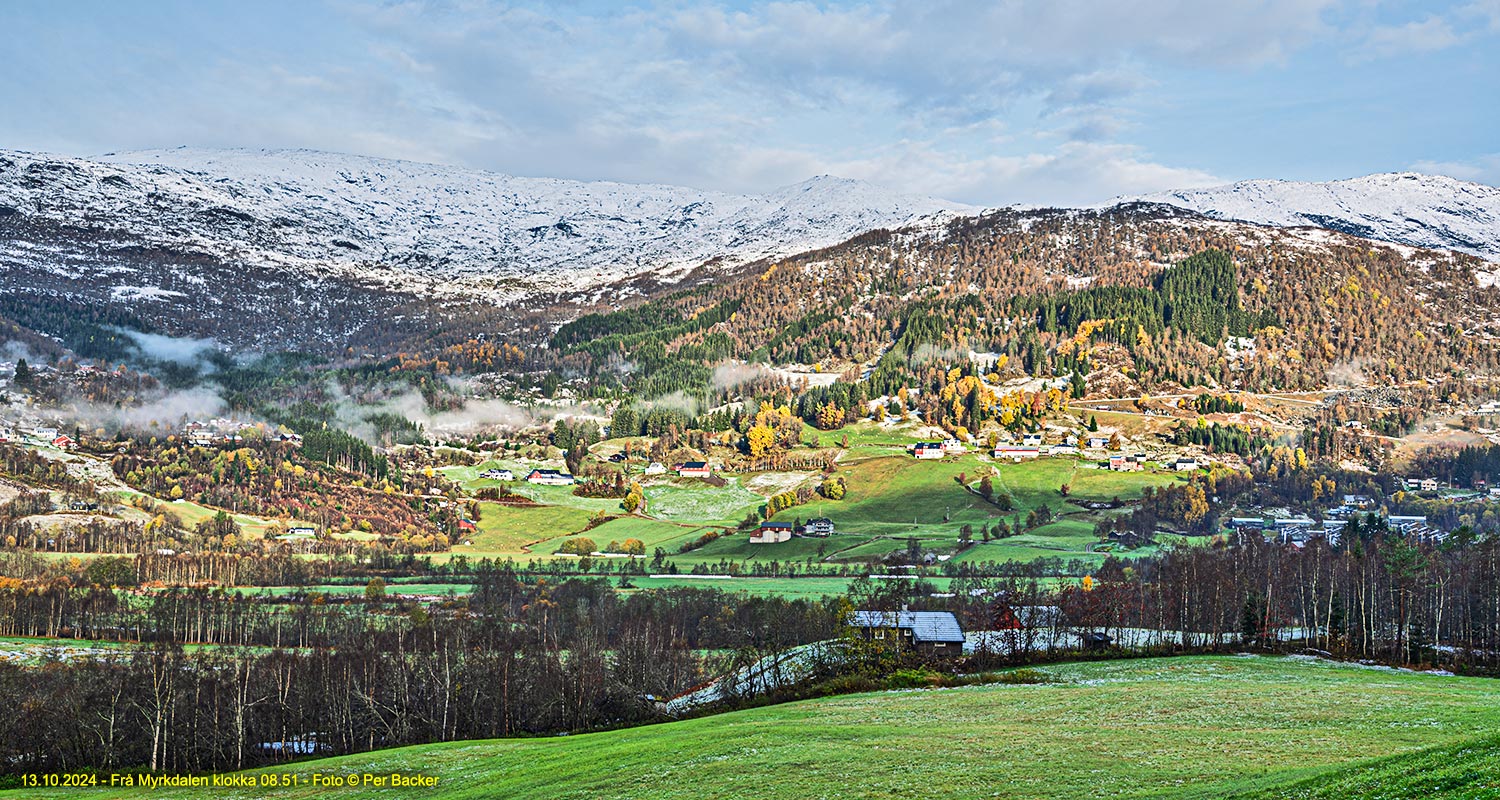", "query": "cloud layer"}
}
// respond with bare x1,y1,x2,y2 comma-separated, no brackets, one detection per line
0,1,1495,205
